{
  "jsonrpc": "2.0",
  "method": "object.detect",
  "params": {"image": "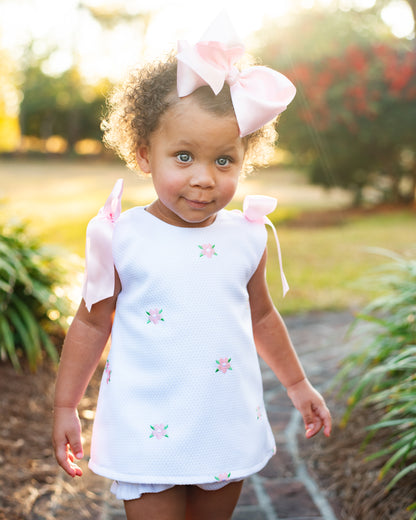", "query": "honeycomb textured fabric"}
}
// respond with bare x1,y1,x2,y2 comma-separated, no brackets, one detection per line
88,206,276,484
